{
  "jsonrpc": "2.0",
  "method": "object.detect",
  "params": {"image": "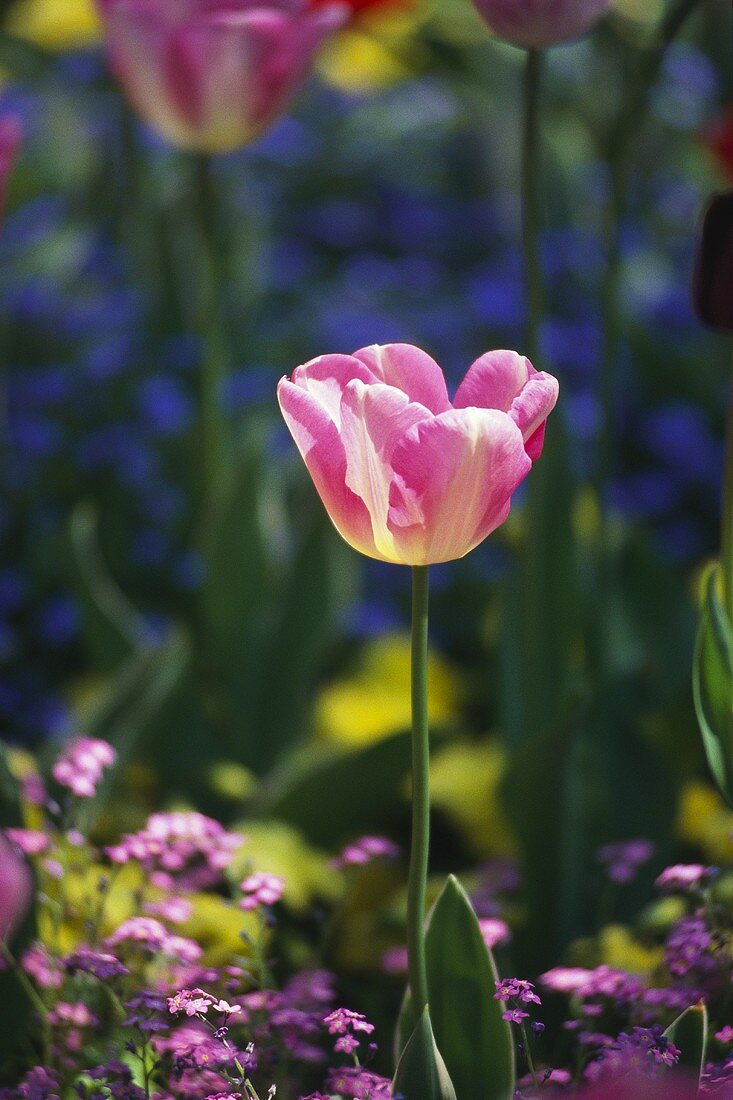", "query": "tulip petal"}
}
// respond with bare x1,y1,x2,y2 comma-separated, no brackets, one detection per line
277,378,379,559
453,349,532,412
291,353,378,426
353,343,452,415
339,379,434,561
387,408,531,565
508,372,559,459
